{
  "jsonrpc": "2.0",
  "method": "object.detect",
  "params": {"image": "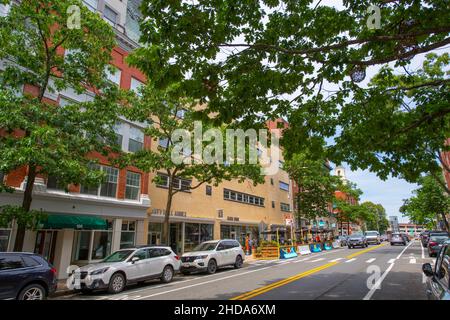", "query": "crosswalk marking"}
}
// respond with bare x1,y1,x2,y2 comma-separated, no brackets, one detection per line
388,258,396,264
330,258,343,262
365,258,376,263
345,258,356,263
